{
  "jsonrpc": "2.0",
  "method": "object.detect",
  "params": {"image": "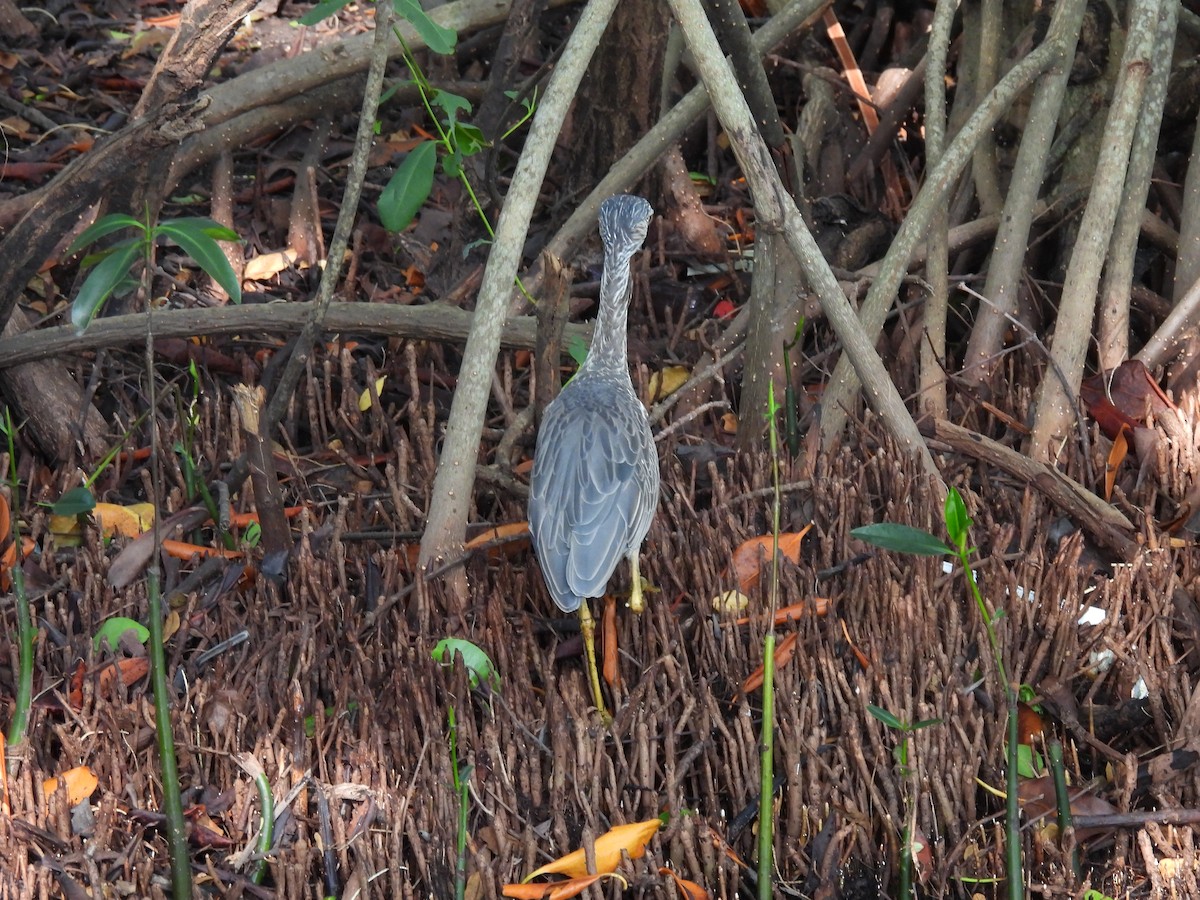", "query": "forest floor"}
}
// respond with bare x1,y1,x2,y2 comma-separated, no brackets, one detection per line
2,1,1200,898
